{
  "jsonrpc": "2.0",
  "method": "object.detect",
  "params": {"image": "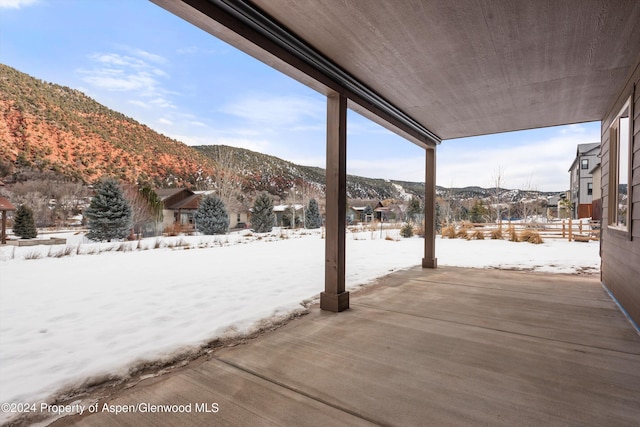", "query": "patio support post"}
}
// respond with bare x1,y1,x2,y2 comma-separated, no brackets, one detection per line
1,211,6,244
422,147,438,268
321,91,349,312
